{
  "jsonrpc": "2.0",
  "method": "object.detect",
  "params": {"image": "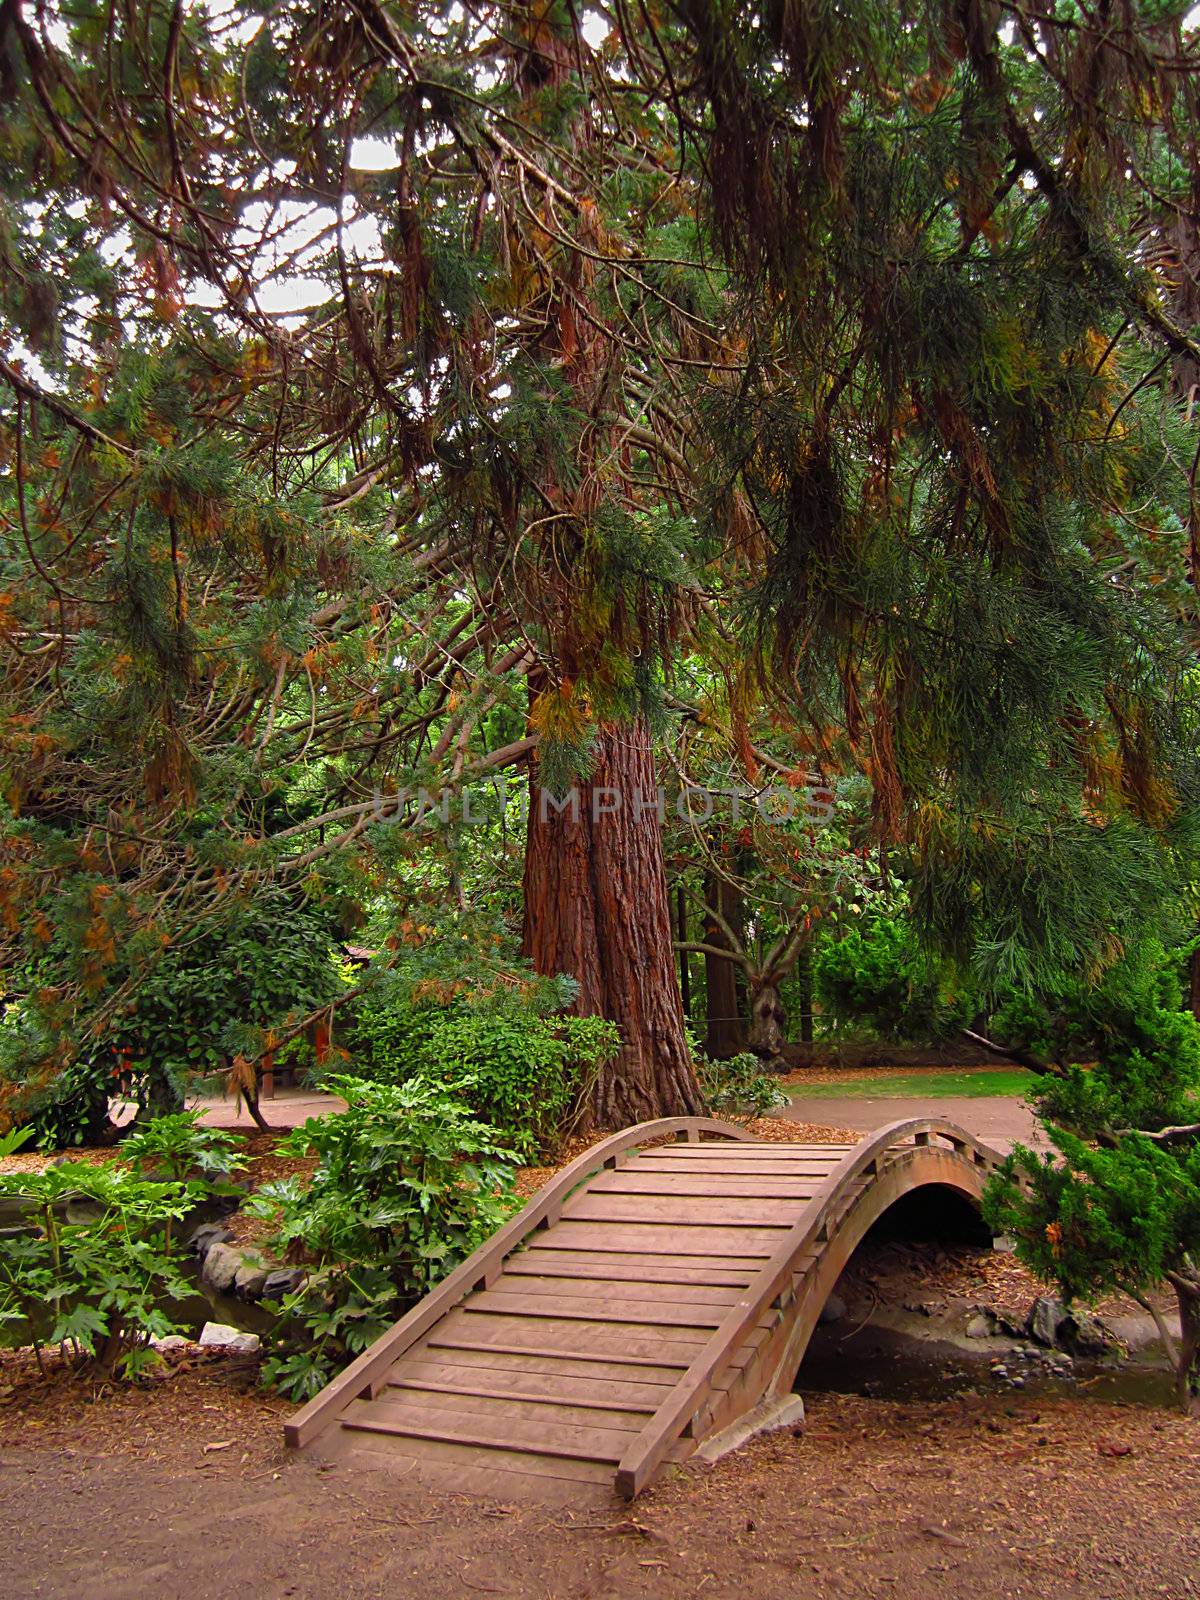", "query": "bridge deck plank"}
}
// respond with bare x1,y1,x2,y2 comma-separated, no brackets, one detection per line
435,1309,710,1364
411,1340,689,1382
375,1386,654,1431
509,1248,760,1283
487,1272,742,1306
468,1290,729,1327
387,1362,674,1409
340,1398,642,1465
635,1143,853,1157
626,1157,843,1176
534,1220,784,1255
564,1194,807,1226
592,1172,825,1197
